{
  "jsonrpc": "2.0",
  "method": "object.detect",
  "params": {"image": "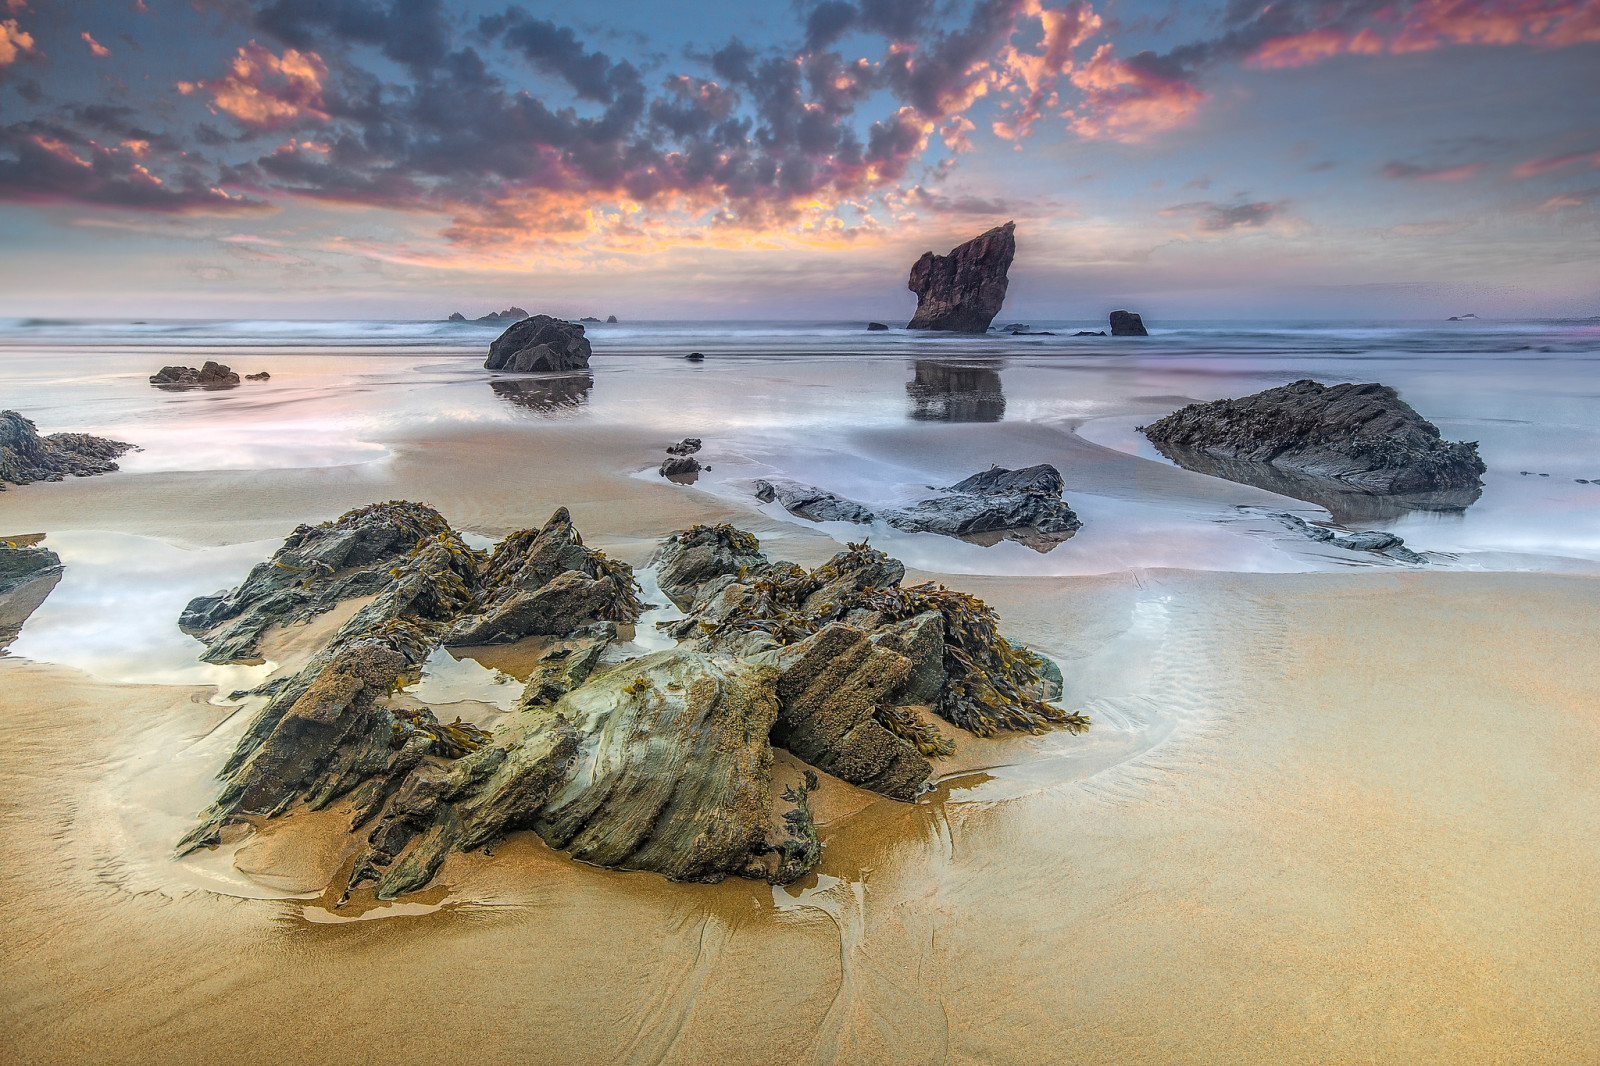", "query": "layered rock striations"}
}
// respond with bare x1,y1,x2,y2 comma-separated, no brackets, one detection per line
1141,380,1486,515
756,463,1081,551
484,315,592,373
906,222,1015,333
0,410,133,489
180,509,1084,900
